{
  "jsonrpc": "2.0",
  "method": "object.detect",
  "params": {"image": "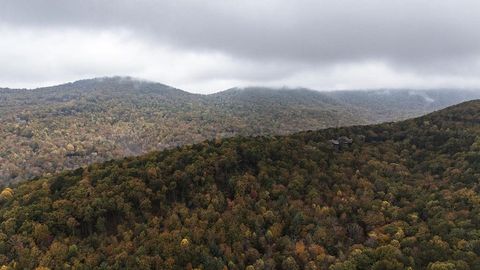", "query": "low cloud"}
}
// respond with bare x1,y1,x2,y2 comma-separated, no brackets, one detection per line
1,0,479,93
